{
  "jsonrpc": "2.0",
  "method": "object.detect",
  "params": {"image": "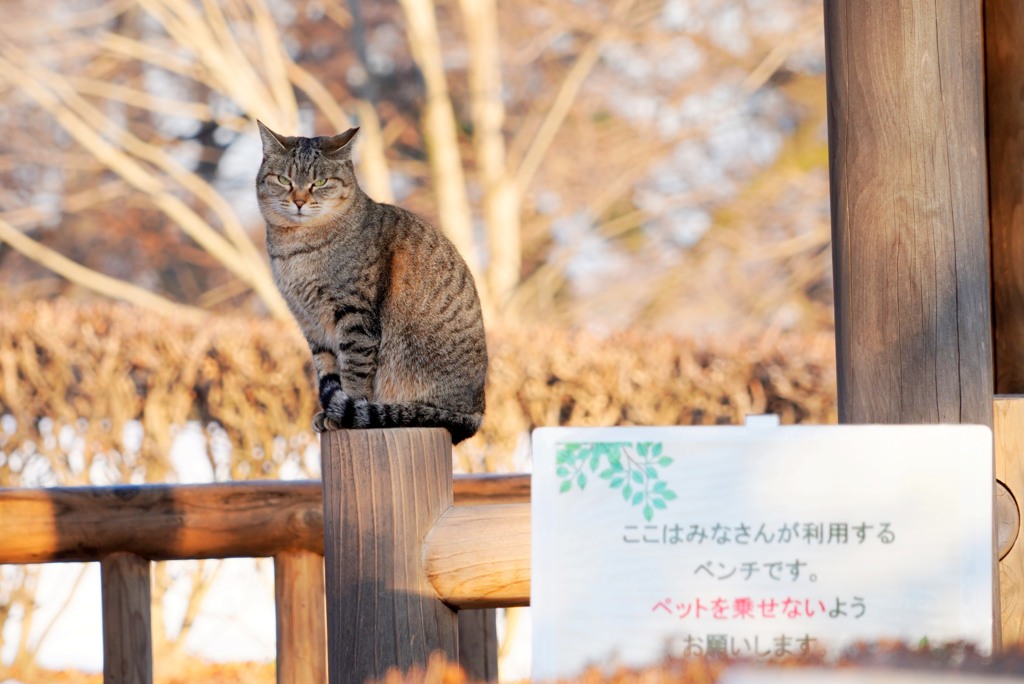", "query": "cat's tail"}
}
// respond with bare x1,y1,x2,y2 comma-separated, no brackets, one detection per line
321,392,482,444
